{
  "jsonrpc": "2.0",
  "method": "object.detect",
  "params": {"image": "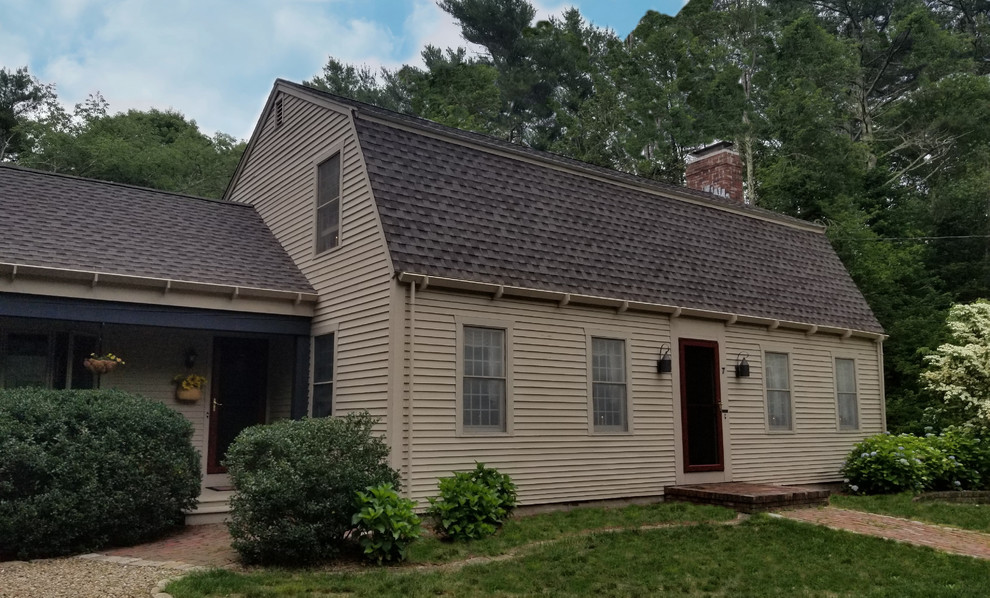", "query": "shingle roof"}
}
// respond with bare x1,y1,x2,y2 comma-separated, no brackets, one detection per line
0,165,314,294
325,94,882,333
